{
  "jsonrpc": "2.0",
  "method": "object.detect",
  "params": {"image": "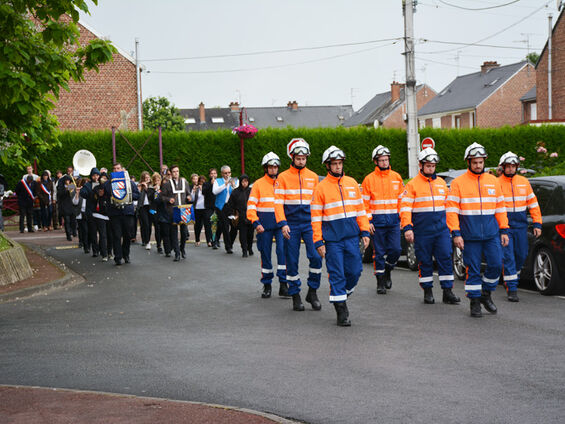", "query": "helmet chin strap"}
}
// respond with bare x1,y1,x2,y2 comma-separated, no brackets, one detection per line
503,170,516,178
